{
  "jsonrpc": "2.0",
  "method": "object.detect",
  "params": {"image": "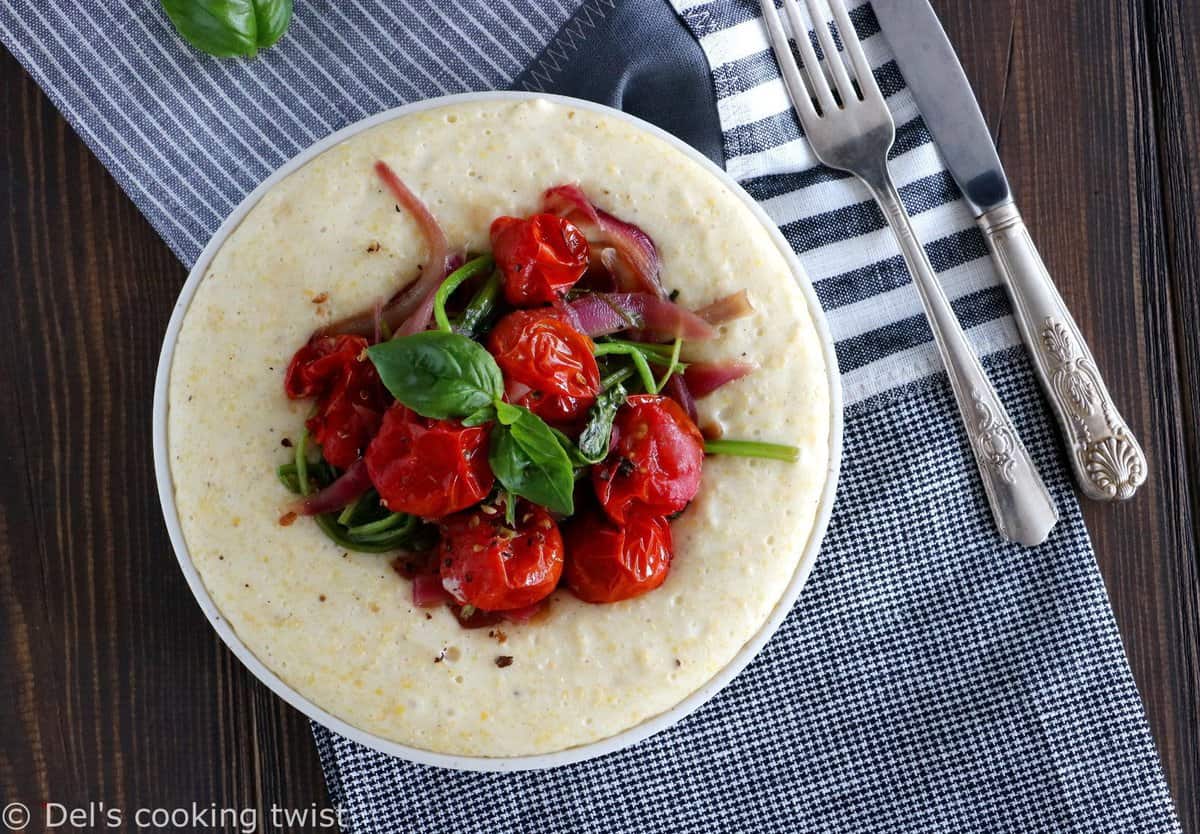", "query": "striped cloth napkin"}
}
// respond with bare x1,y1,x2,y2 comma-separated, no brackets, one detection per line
1,1,1180,830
